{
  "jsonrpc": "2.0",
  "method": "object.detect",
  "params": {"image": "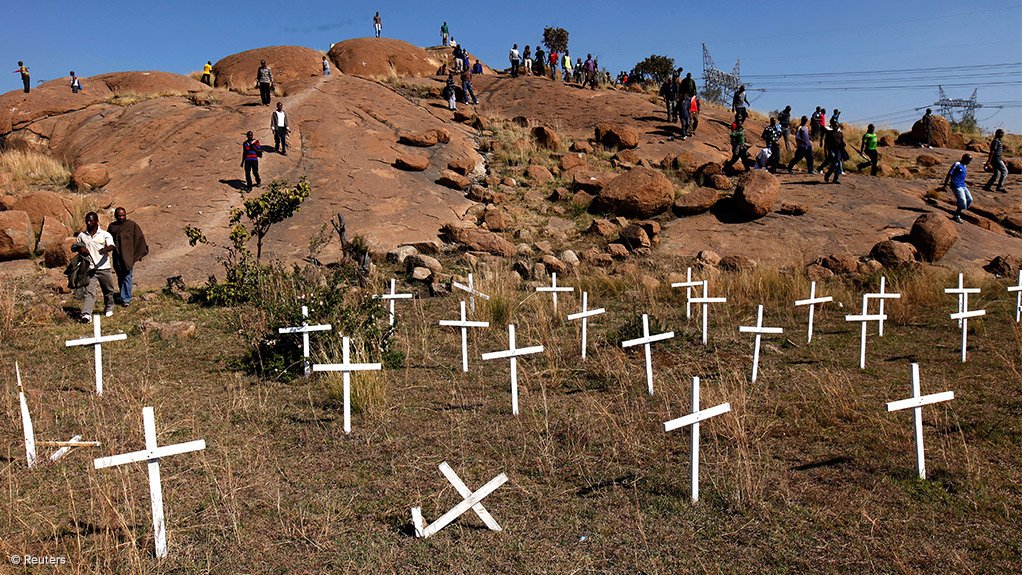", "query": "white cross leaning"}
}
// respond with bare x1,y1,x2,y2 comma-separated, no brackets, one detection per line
663,376,731,502
865,276,901,337
621,313,675,396
566,291,605,360
794,281,833,343
1007,270,1021,323
885,363,954,480
452,273,490,315
93,406,207,559
845,294,888,369
278,305,333,375
411,461,508,538
374,278,413,326
439,301,490,372
64,314,128,396
312,337,382,434
481,324,544,416
670,267,702,320
949,292,985,363
738,305,784,383
536,272,574,315
16,362,99,468
690,280,727,345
